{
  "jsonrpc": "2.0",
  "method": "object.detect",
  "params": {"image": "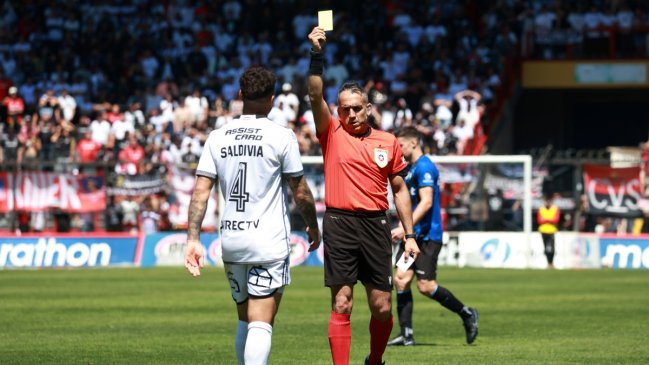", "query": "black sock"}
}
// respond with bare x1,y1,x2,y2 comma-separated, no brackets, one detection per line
396,290,413,336
431,286,470,319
